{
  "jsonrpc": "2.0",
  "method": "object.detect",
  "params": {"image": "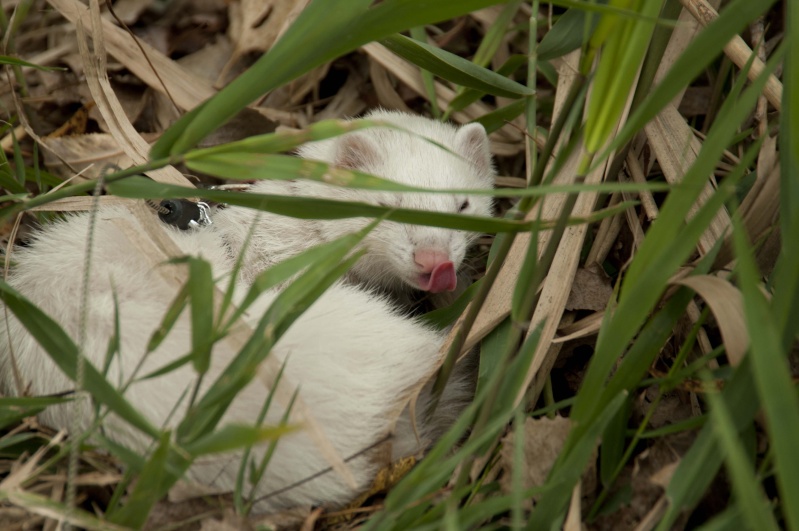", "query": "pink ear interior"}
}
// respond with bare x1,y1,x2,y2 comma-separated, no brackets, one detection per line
455,123,493,175
334,134,380,170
